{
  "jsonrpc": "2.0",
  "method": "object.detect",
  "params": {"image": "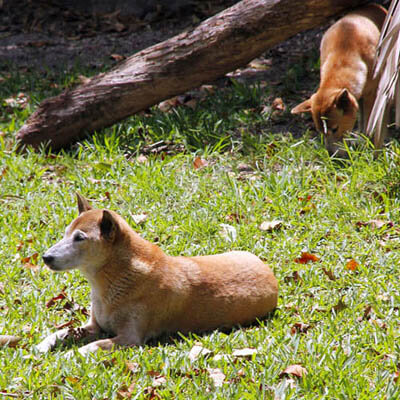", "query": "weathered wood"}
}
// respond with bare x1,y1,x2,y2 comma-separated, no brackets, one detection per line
17,0,368,150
